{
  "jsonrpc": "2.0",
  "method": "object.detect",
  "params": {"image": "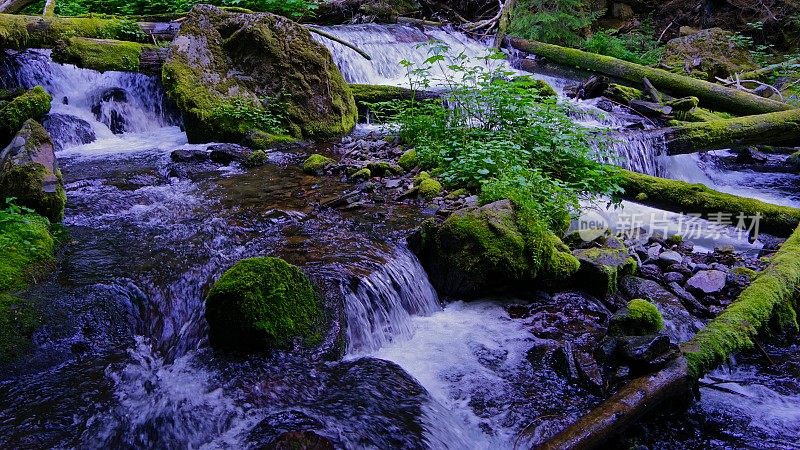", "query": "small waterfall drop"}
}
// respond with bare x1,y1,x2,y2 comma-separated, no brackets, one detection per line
609,130,668,177
343,248,441,354
1,49,182,152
